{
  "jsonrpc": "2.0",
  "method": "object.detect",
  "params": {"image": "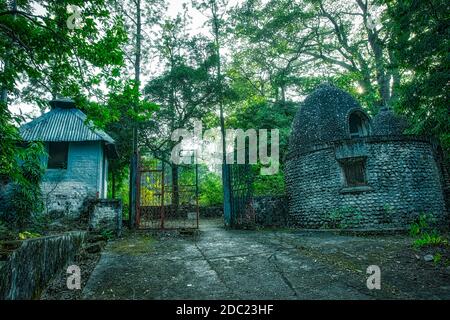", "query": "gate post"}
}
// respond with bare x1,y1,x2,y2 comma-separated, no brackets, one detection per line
160,161,165,229
223,164,232,227
129,152,139,228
